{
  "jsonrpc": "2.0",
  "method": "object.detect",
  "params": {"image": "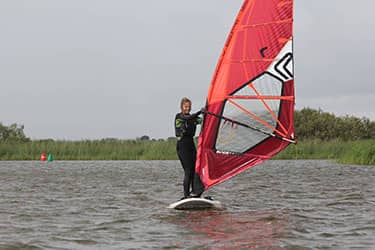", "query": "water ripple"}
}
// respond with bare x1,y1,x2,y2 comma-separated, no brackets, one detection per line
0,160,374,249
